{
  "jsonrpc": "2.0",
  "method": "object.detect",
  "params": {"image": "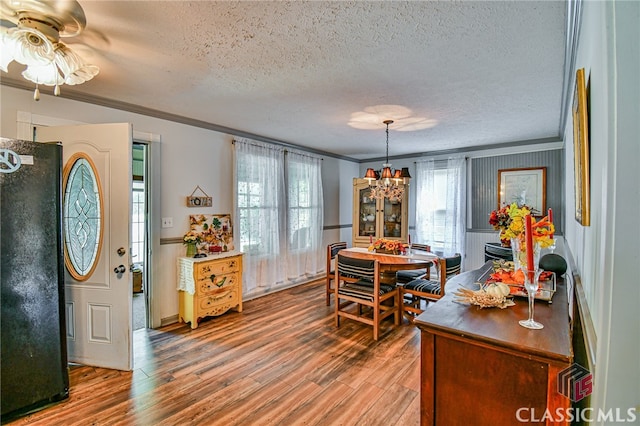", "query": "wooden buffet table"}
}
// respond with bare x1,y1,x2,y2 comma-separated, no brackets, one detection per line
337,247,436,283
415,261,573,425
